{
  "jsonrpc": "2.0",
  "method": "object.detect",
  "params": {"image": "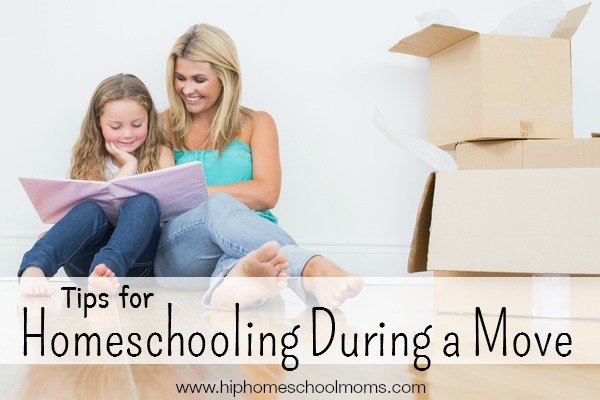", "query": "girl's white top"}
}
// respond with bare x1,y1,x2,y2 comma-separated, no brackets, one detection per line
104,157,120,180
